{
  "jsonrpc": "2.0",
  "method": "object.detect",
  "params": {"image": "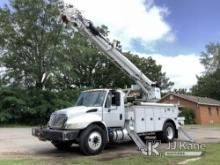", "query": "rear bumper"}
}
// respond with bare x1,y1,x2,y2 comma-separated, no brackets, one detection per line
32,127,79,141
